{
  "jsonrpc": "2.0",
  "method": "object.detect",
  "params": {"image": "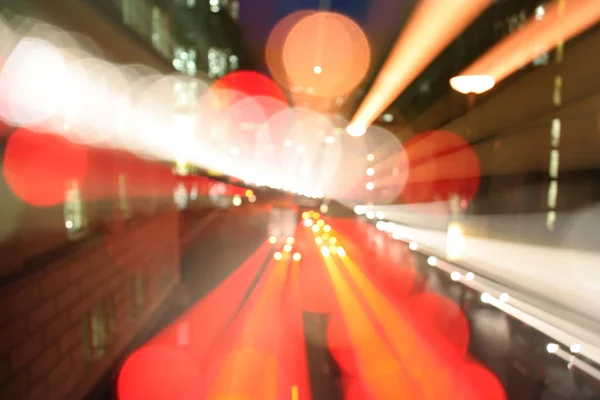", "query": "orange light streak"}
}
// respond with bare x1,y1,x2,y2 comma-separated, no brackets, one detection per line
350,0,492,131
462,0,600,83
